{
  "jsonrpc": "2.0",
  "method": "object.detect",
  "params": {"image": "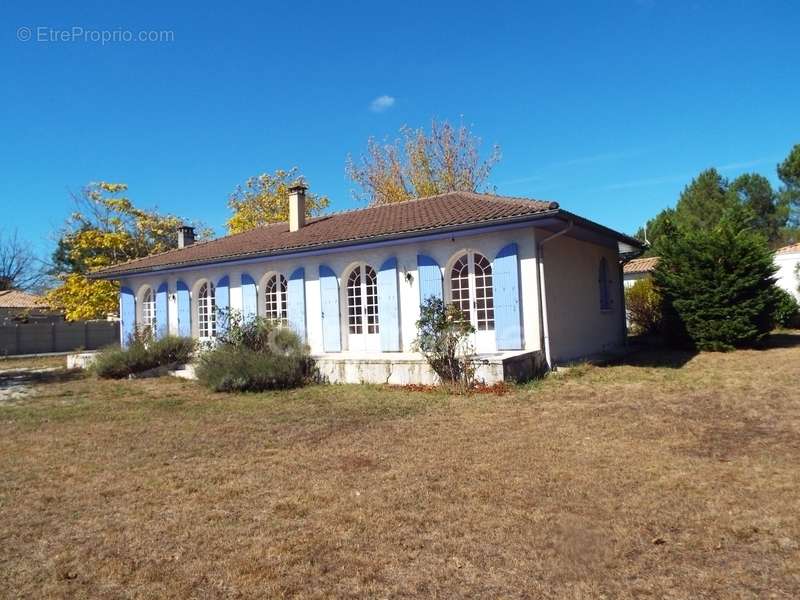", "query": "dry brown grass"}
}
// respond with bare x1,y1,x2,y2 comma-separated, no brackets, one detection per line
1,334,800,598
0,354,66,371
